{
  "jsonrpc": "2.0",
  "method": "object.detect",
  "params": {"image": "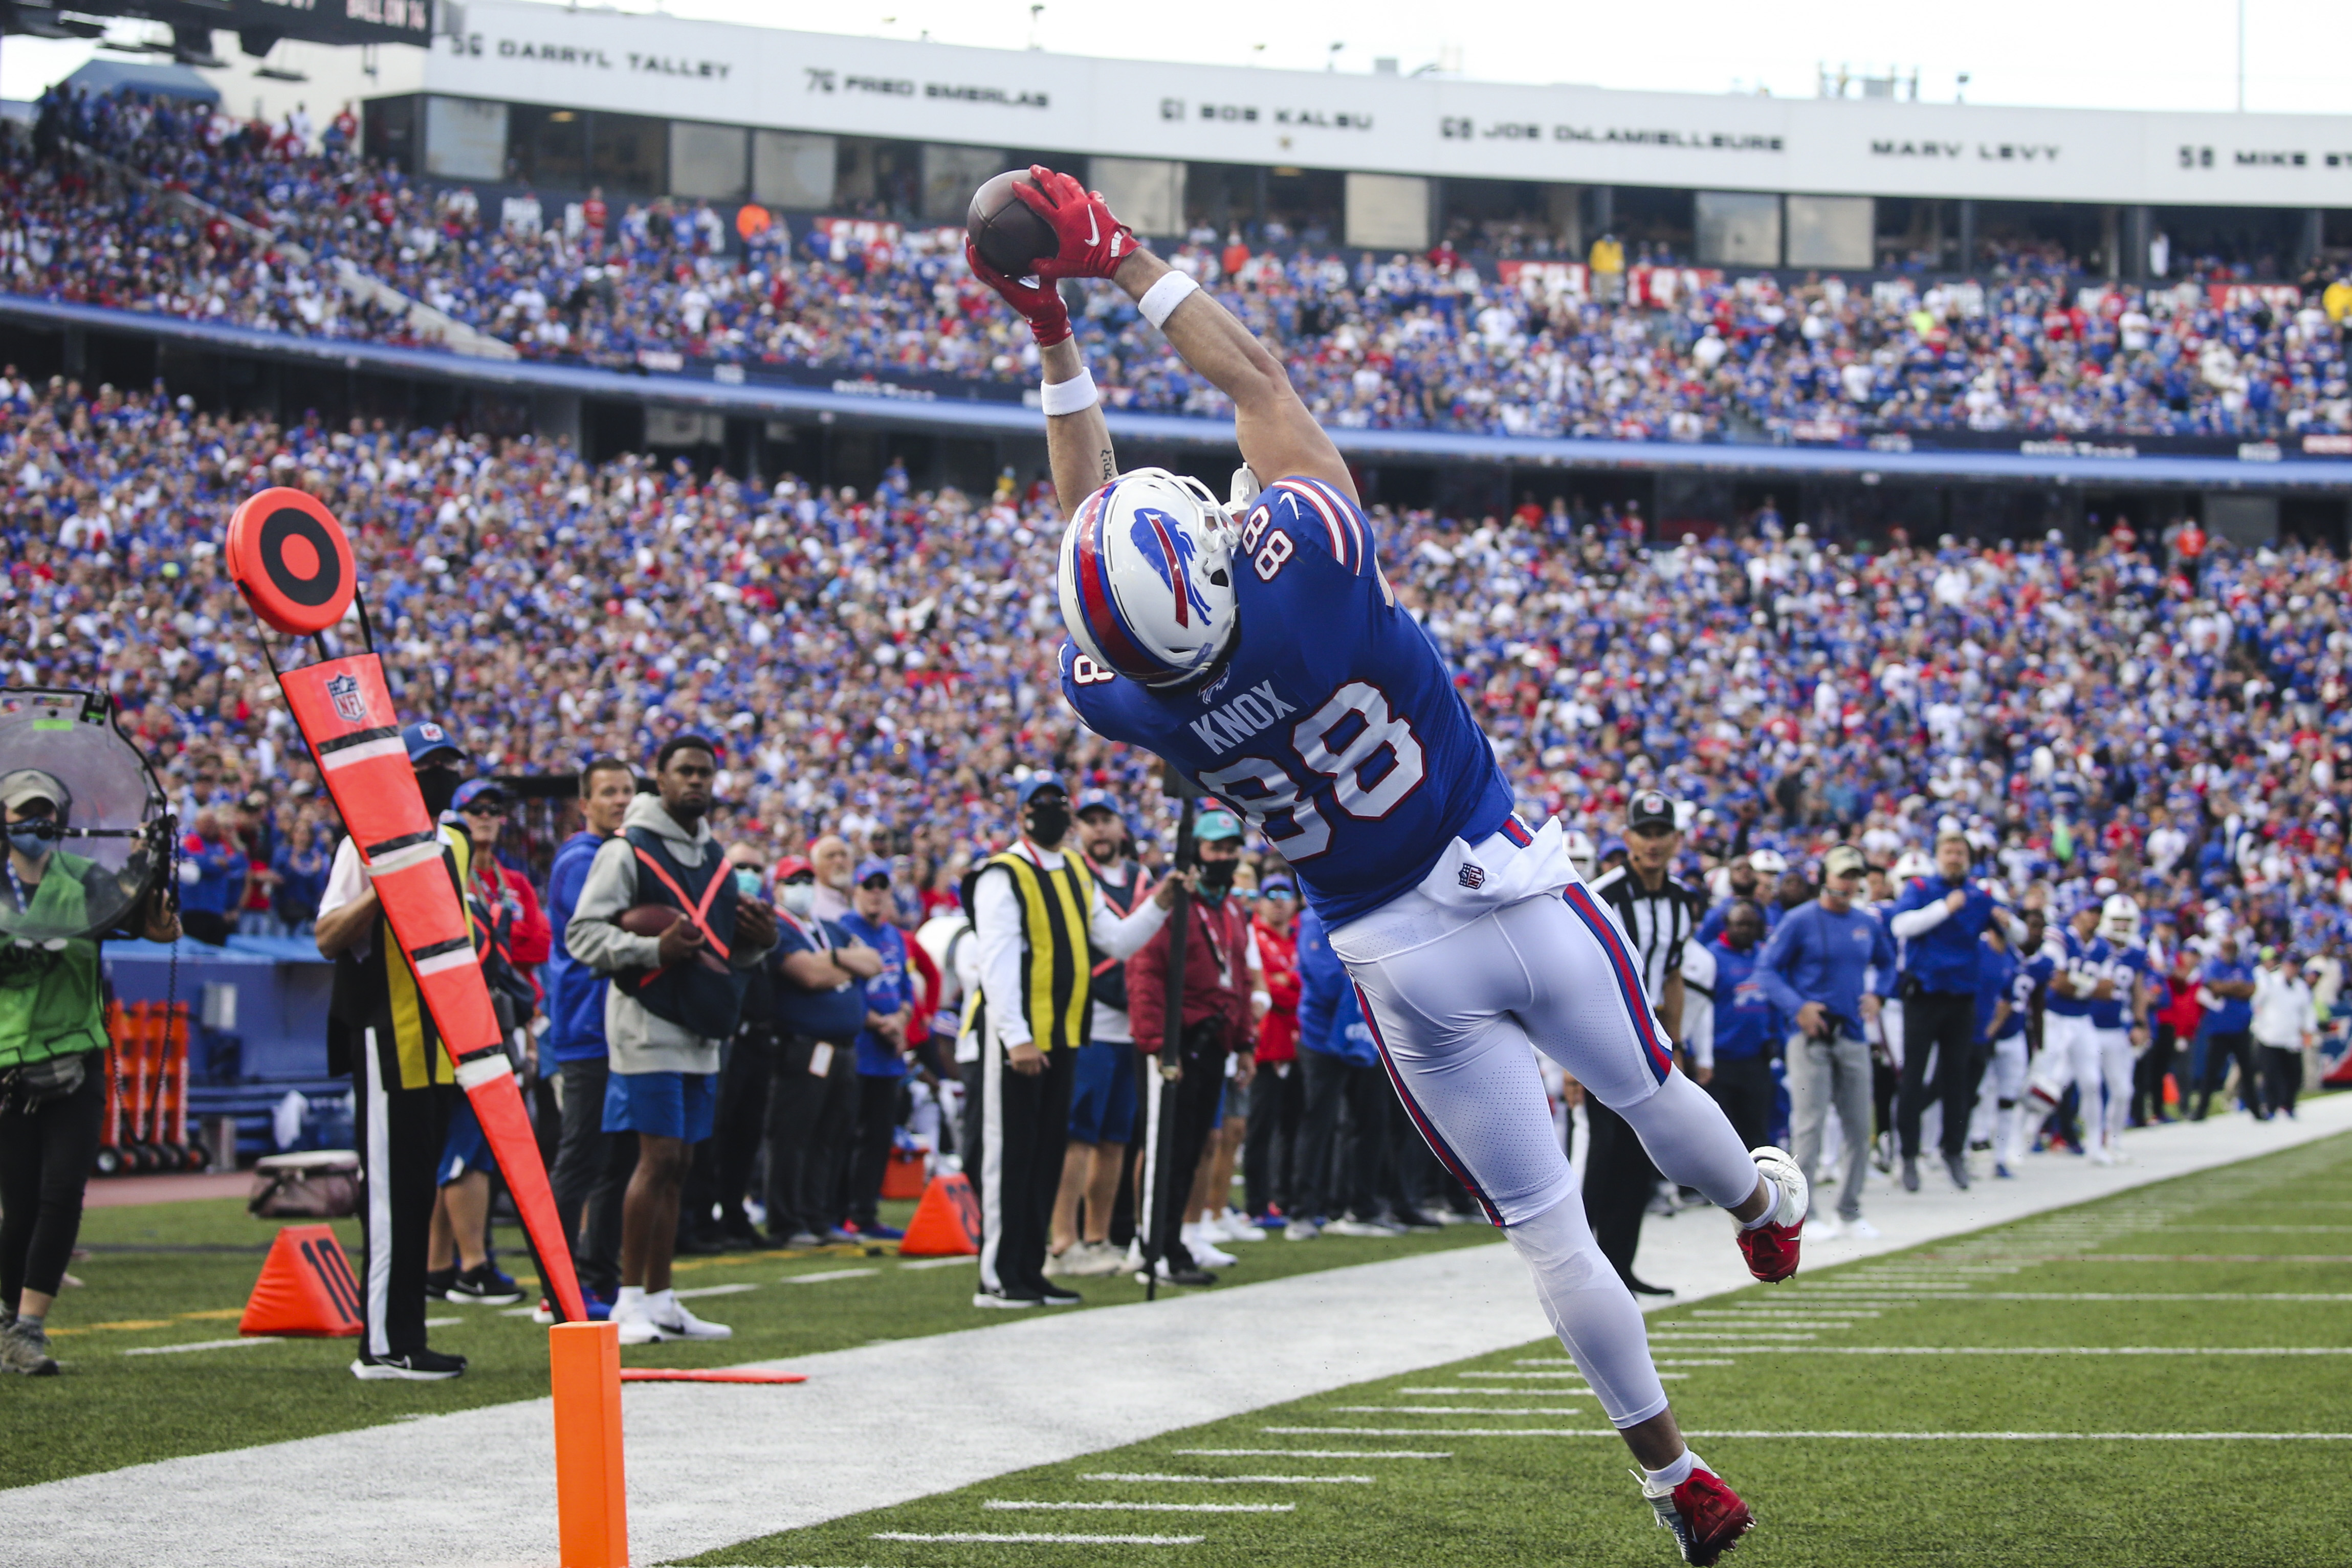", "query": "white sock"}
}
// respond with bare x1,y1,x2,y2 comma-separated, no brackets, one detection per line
1643,1449,1698,1491
1738,1181,1781,1232
614,1286,645,1311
